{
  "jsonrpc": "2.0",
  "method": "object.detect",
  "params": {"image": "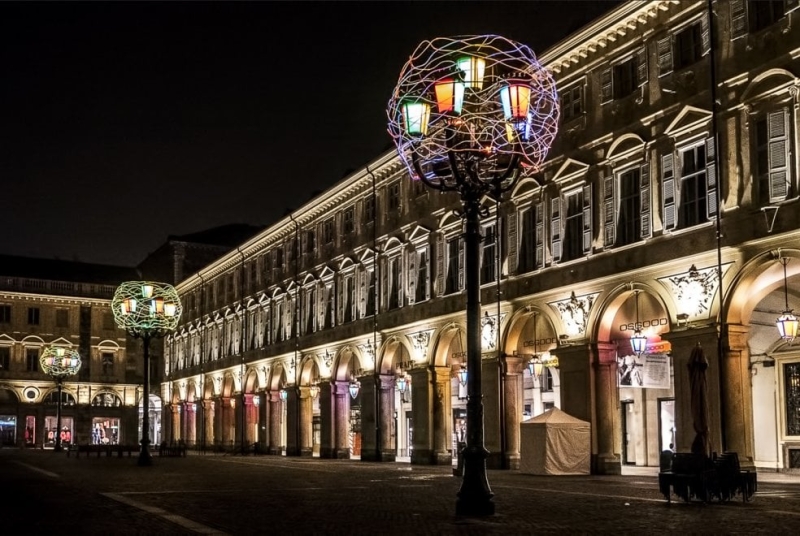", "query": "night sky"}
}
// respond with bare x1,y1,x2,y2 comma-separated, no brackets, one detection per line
1,1,620,267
